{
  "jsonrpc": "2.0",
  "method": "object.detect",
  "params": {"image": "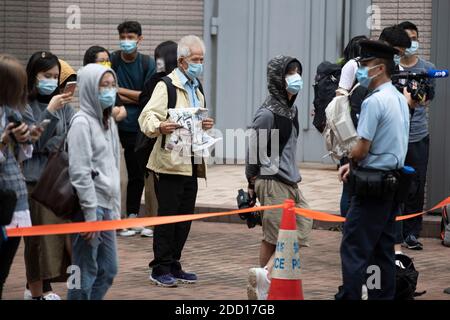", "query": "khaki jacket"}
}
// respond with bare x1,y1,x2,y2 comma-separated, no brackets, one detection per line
138,69,207,178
